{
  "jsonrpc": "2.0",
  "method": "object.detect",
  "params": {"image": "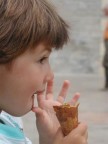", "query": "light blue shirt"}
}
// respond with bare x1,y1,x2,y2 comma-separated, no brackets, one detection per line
0,111,32,144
